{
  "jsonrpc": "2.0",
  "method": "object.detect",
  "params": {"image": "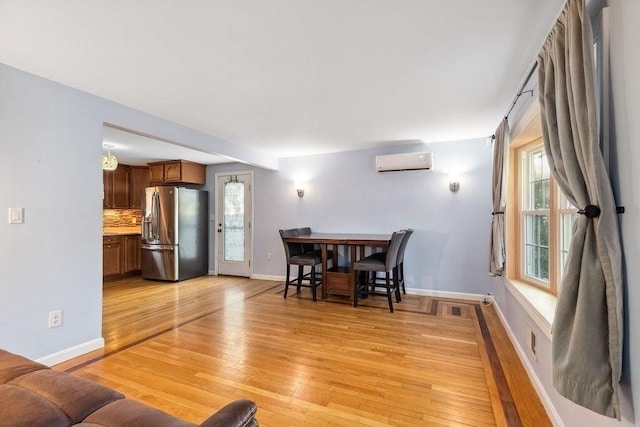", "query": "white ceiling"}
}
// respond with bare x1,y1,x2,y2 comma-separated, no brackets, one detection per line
102,125,231,166
0,1,564,162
